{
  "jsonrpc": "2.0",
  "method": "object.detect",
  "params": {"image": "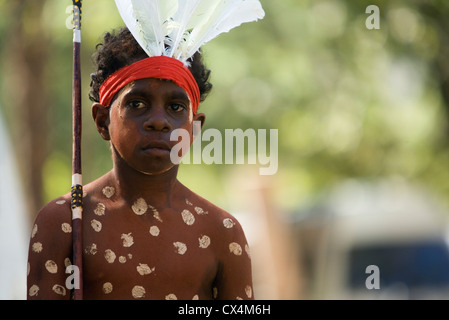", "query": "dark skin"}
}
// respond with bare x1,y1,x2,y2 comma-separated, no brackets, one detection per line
27,78,253,300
